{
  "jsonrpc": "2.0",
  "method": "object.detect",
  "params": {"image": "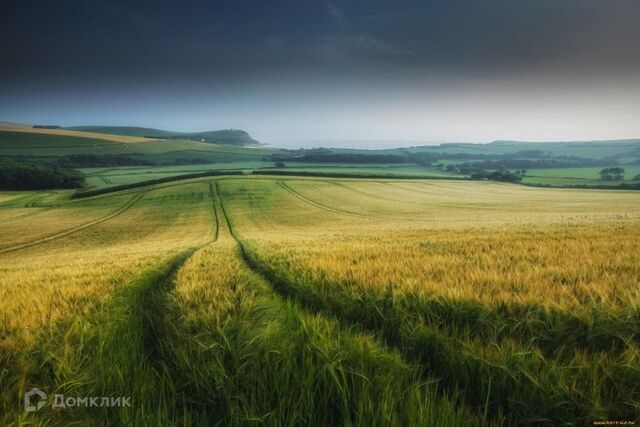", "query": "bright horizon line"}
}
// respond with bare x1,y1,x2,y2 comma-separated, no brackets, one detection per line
2,120,639,149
